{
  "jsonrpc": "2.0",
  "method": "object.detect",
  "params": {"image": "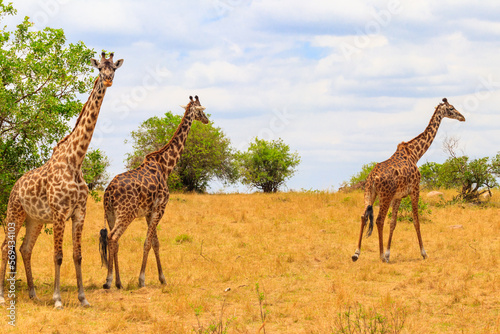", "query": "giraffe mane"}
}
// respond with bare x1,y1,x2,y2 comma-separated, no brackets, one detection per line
53,77,100,151
143,101,194,162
